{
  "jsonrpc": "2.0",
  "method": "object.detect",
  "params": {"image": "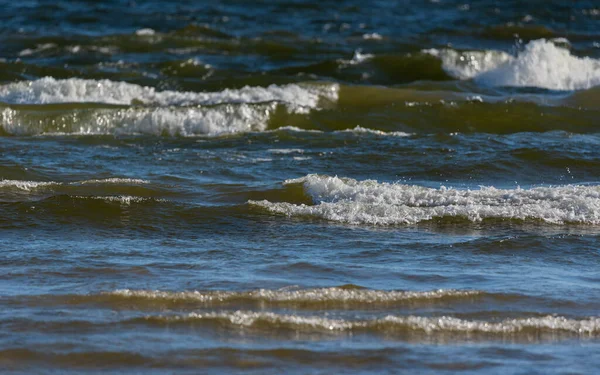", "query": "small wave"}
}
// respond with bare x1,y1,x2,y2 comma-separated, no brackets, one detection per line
0,180,58,190
0,77,338,108
108,287,482,305
0,178,149,191
334,126,413,137
146,311,600,336
78,178,149,185
80,195,165,205
135,28,156,36
426,39,600,90
250,175,600,225
266,126,413,137
0,178,164,204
